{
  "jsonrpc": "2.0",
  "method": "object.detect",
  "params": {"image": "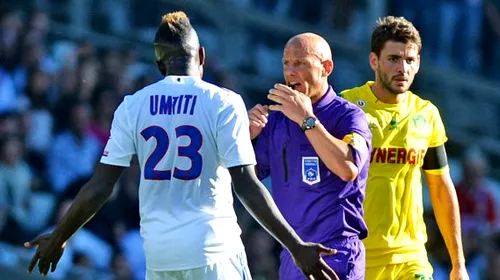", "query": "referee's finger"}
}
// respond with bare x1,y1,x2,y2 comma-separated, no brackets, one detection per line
252,104,269,116
250,120,264,128
249,110,268,124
